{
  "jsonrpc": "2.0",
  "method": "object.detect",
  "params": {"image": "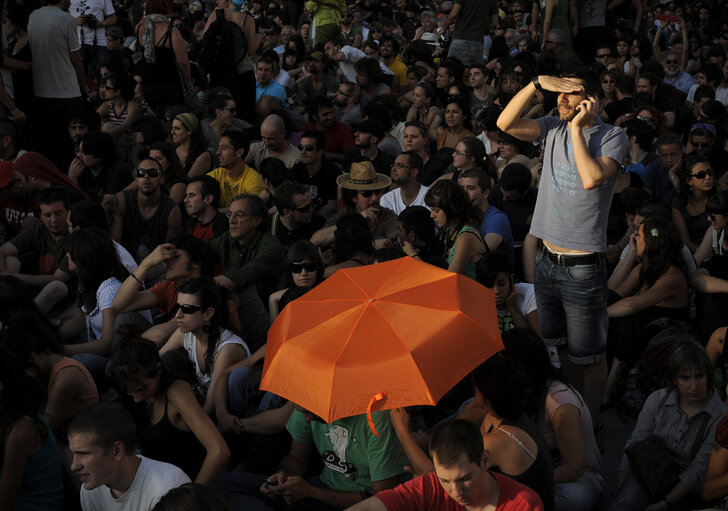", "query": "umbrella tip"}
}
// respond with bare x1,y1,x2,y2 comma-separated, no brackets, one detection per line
367,392,387,436
368,298,375,303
